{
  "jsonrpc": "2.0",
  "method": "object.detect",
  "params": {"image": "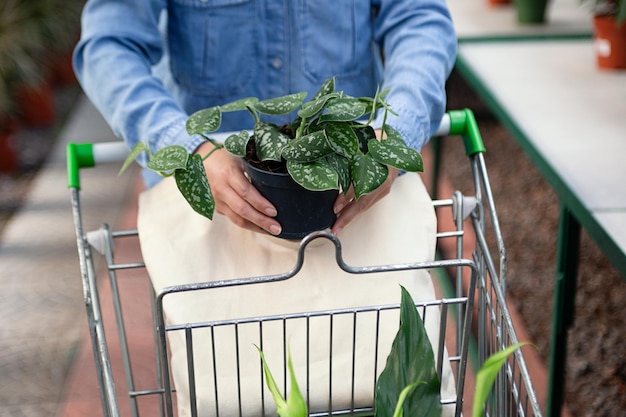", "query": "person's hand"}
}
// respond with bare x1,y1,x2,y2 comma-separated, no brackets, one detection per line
331,128,401,235
331,166,400,235
195,141,282,236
